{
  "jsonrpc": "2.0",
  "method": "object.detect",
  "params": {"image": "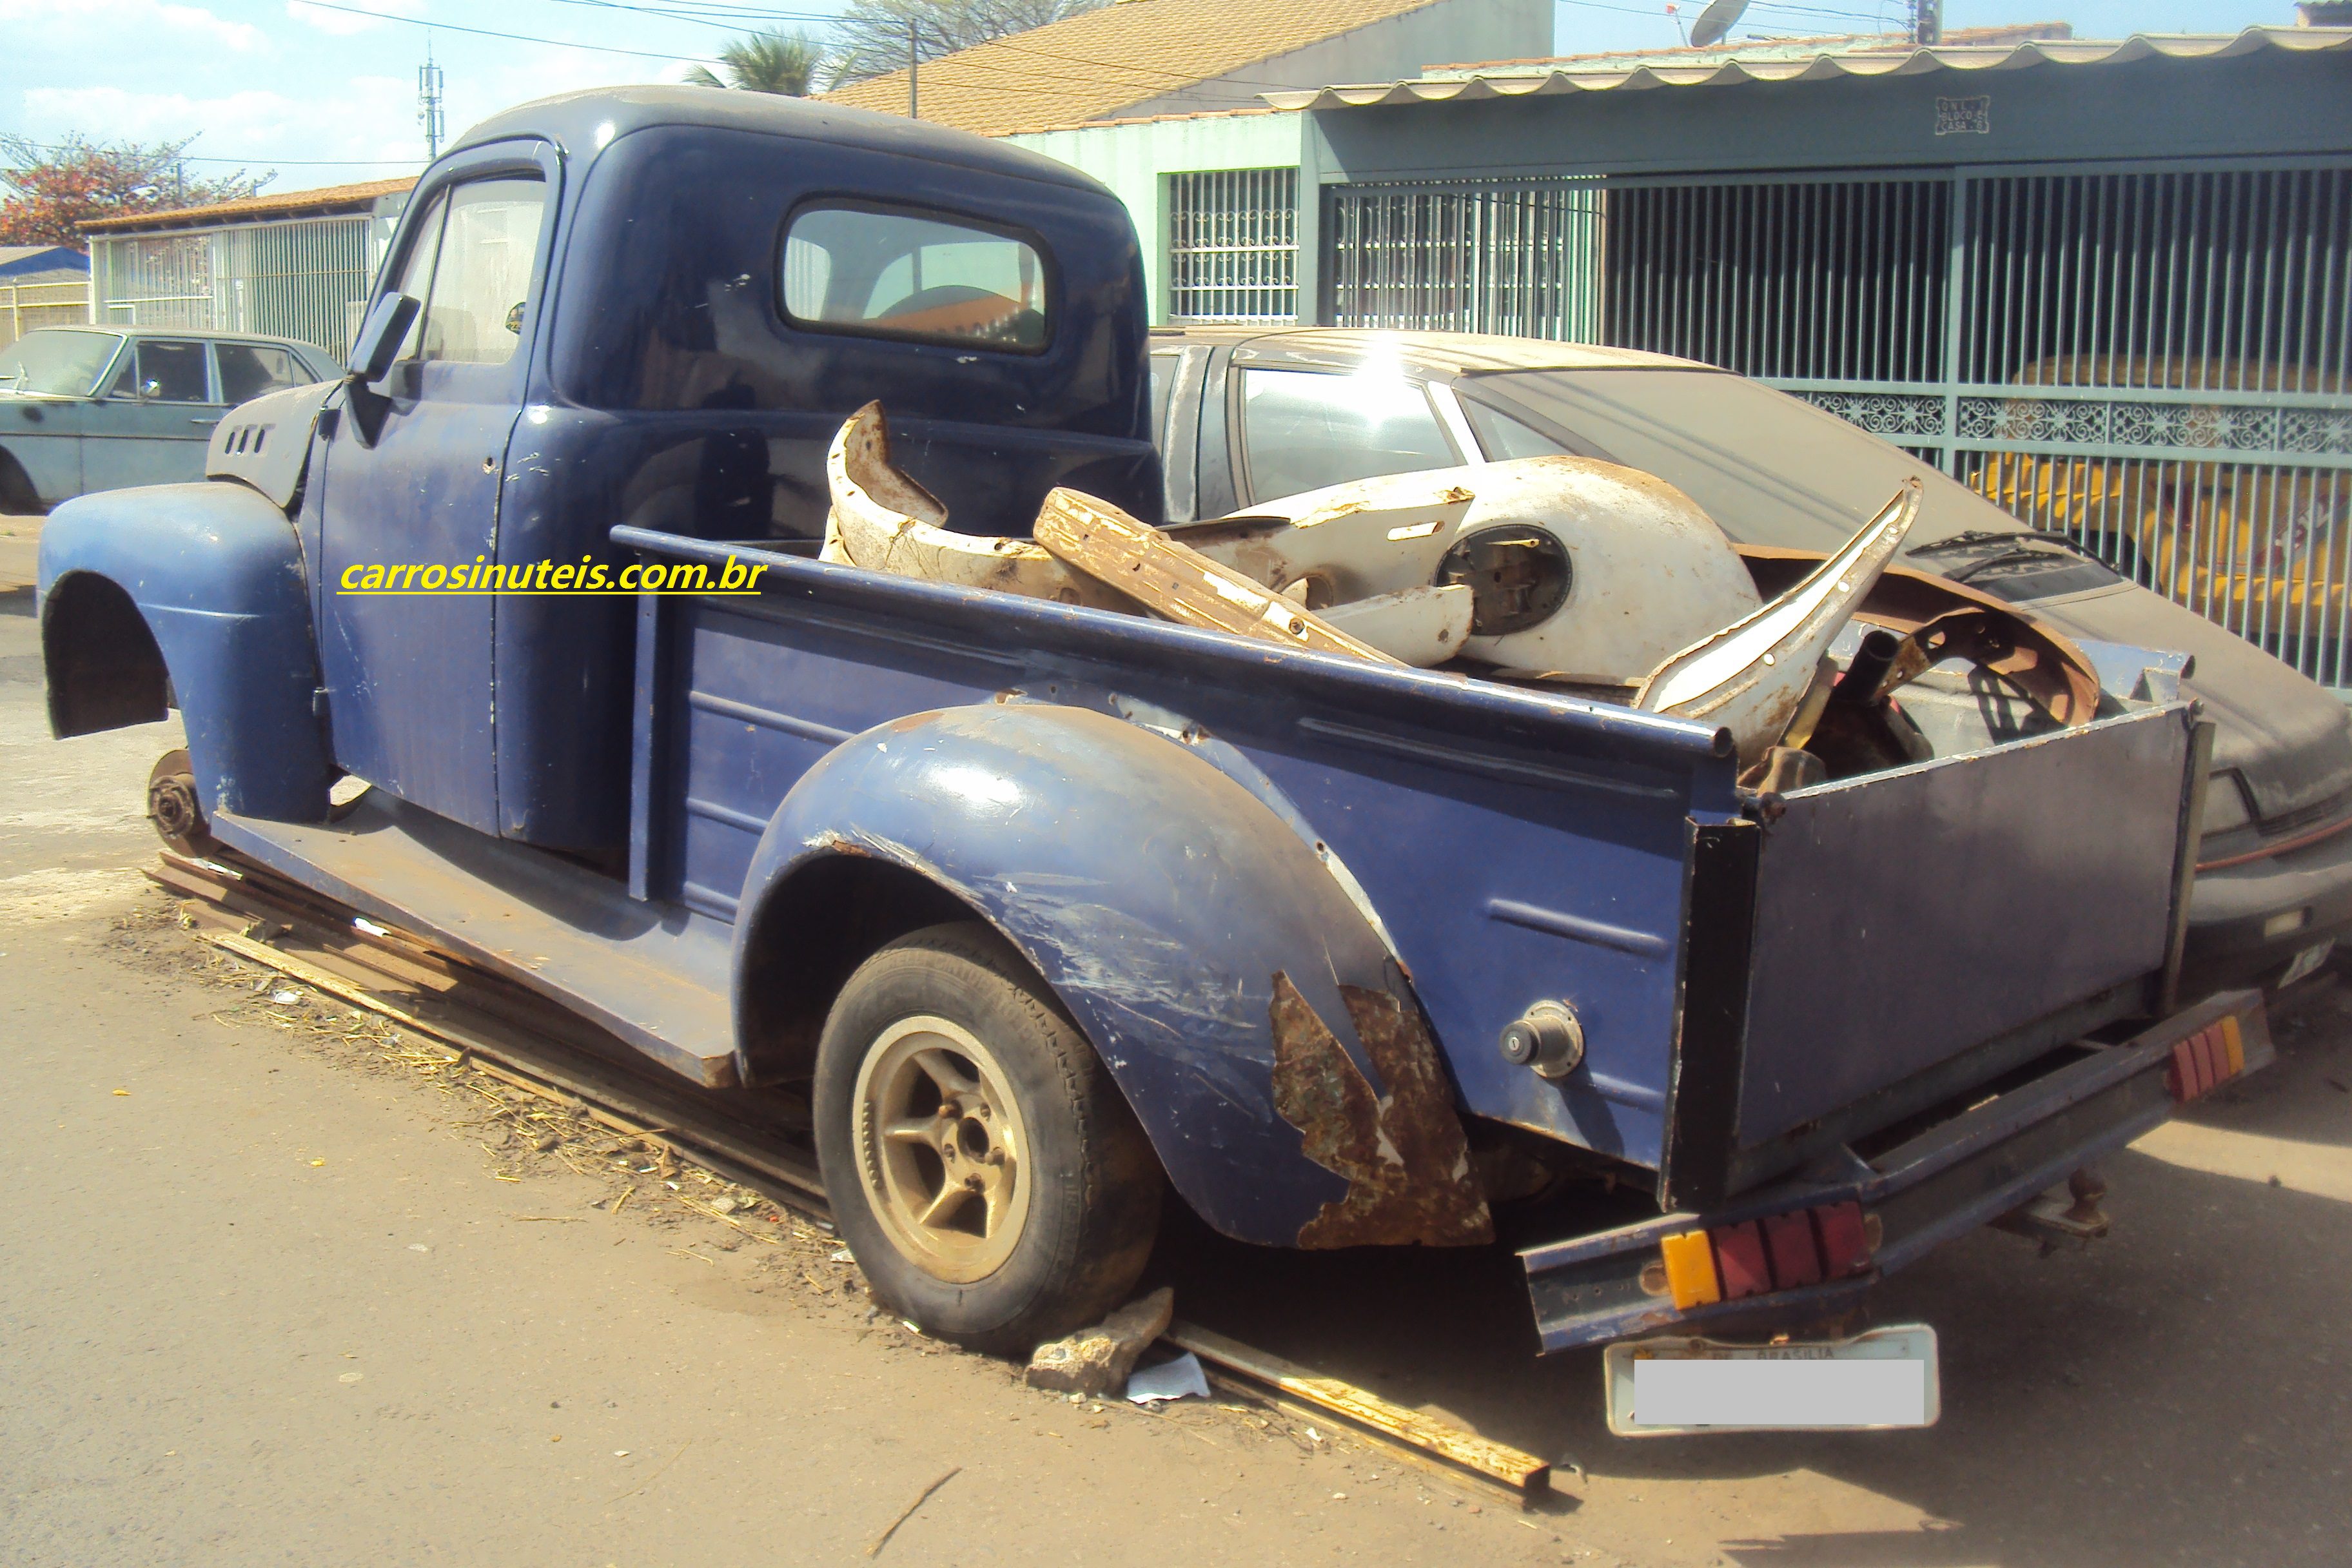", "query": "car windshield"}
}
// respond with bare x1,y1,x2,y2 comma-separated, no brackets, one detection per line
0,329,122,397
1468,366,2121,590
